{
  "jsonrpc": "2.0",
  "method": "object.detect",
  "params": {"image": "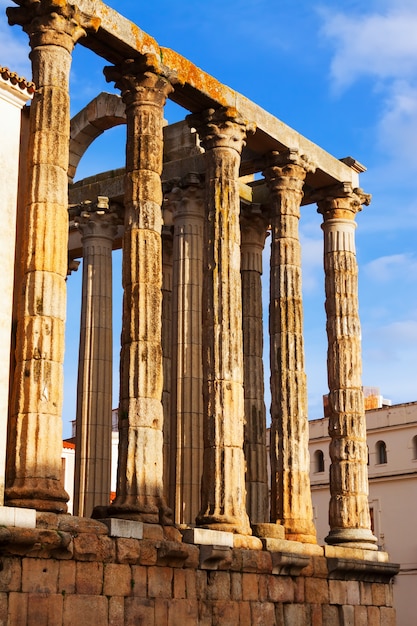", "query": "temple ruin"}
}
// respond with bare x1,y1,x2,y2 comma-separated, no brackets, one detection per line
0,1,399,624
